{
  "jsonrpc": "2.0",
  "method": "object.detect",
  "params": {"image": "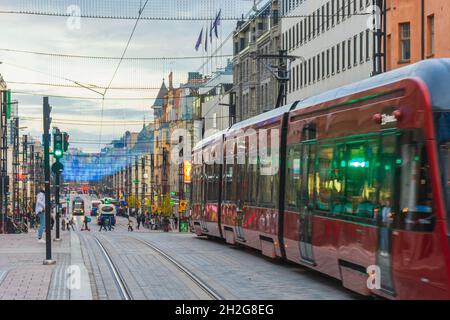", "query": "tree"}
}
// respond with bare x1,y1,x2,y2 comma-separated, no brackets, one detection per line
160,193,172,217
